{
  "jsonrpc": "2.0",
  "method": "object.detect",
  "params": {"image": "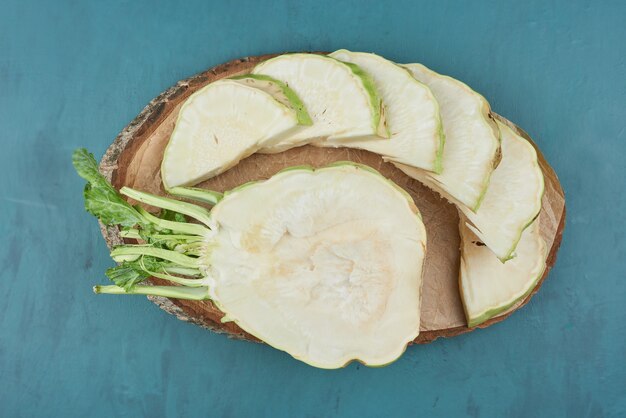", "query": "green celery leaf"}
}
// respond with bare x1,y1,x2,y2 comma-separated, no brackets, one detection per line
105,264,148,291
105,256,166,291
72,148,144,227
